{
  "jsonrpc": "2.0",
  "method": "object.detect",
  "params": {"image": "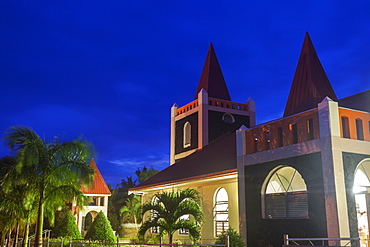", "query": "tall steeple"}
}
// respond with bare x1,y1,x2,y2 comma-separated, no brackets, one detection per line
194,43,231,101
284,32,337,117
